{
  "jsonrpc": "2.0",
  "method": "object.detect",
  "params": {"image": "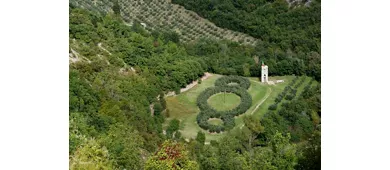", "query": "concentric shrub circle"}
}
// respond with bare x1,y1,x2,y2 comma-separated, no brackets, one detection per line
196,76,252,133
197,86,251,116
